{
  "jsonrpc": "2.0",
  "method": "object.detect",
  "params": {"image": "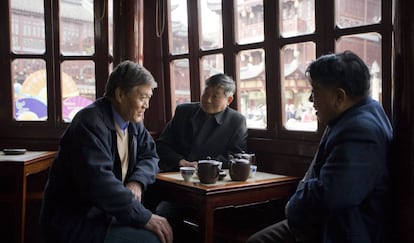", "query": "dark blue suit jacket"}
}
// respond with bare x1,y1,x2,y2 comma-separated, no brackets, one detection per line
287,97,393,243
40,97,159,243
156,103,248,172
